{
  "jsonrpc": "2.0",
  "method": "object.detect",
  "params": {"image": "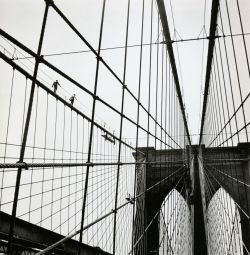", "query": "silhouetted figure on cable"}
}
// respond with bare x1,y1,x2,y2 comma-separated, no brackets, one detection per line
69,94,76,105
52,80,60,93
